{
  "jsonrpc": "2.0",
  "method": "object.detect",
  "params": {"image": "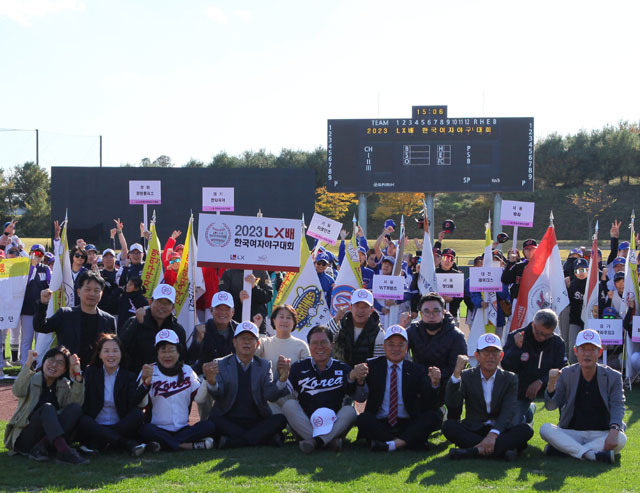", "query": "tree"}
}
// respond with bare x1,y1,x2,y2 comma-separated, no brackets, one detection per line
372,193,424,222
19,188,50,236
569,184,617,240
0,169,15,220
315,187,357,221
12,162,49,210
140,156,173,167
534,133,567,188
183,158,204,168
